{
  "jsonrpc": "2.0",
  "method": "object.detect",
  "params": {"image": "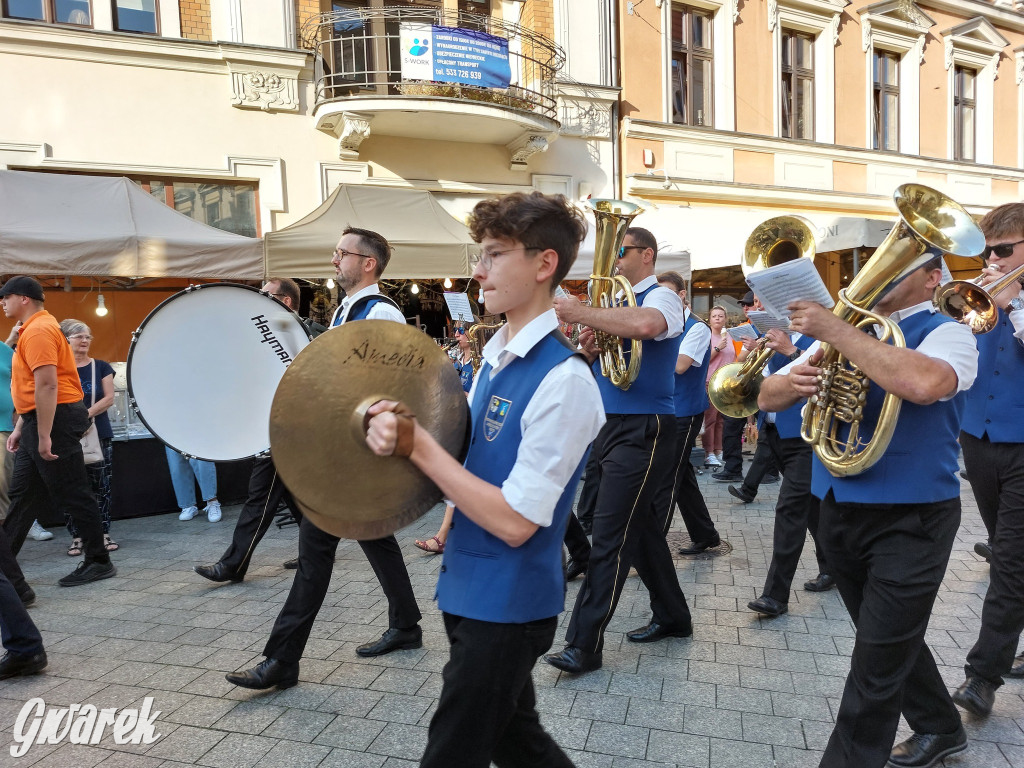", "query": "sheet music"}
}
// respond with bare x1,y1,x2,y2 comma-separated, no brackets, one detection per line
725,323,759,341
444,292,476,324
744,258,834,319
747,310,791,334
